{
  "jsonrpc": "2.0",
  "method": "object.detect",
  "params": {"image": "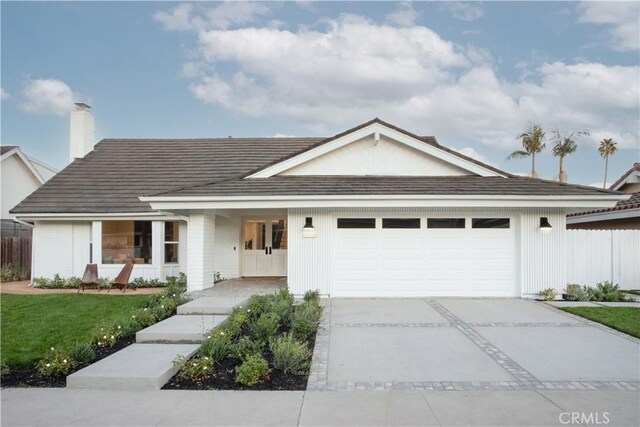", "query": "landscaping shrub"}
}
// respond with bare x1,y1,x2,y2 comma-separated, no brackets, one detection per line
595,282,627,302
133,307,158,327
231,336,262,362
291,302,322,340
130,277,164,289
1,264,28,282
271,288,295,325
36,347,75,377
227,306,250,327
63,276,82,289
218,320,242,341
565,284,590,301
92,324,122,348
564,282,630,302
173,355,214,381
118,317,142,337
270,333,311,375
538,288,558,301
249,312,281,345
303,289,320,305
70,342,96,364
199,332,231,363
246,294,276,320
235,354,269,386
